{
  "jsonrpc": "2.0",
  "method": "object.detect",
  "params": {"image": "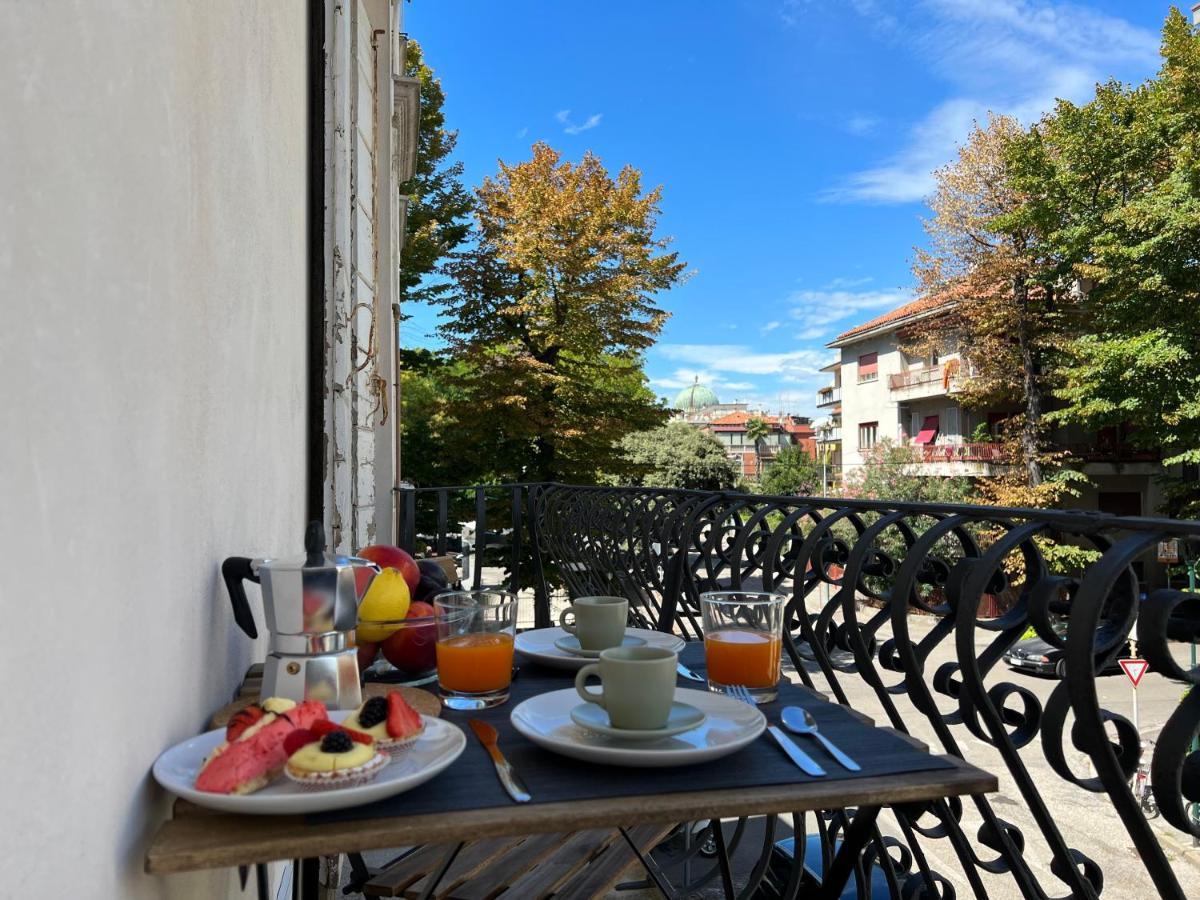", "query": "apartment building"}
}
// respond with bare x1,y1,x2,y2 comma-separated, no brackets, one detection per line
706,411,816,478
819,296,1171,516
